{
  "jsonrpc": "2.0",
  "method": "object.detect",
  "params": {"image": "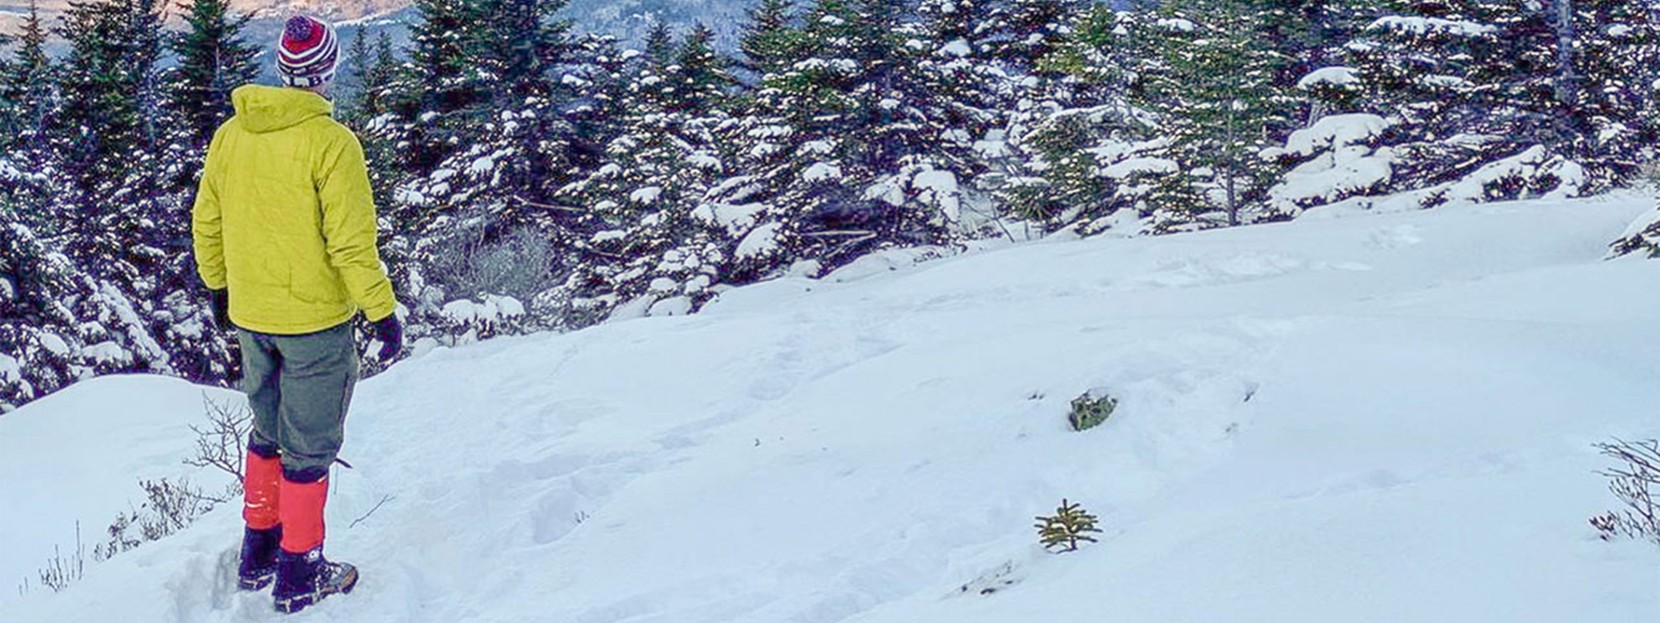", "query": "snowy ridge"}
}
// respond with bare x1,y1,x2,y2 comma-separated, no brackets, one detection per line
2,196,1658,622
